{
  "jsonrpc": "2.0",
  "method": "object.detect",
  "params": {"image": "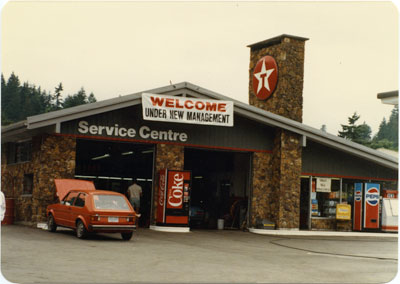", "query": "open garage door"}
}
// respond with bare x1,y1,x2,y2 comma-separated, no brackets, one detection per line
184,148,251,230
75,139,154,227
